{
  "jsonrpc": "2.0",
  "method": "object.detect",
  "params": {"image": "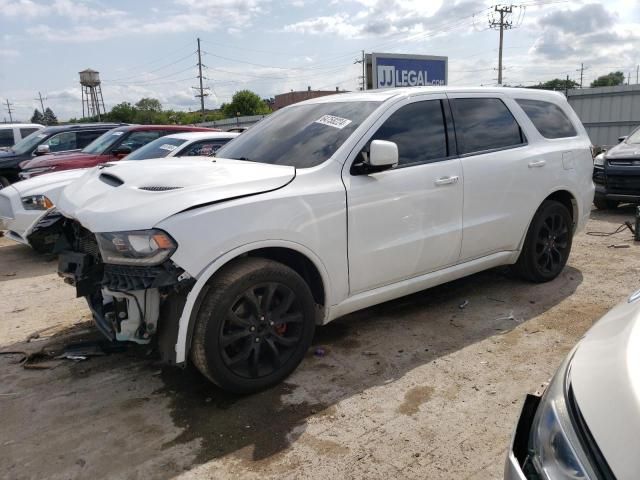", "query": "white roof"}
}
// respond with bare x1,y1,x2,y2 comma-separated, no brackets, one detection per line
0,123,44,129
162,131,240,141
299,86,566,105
